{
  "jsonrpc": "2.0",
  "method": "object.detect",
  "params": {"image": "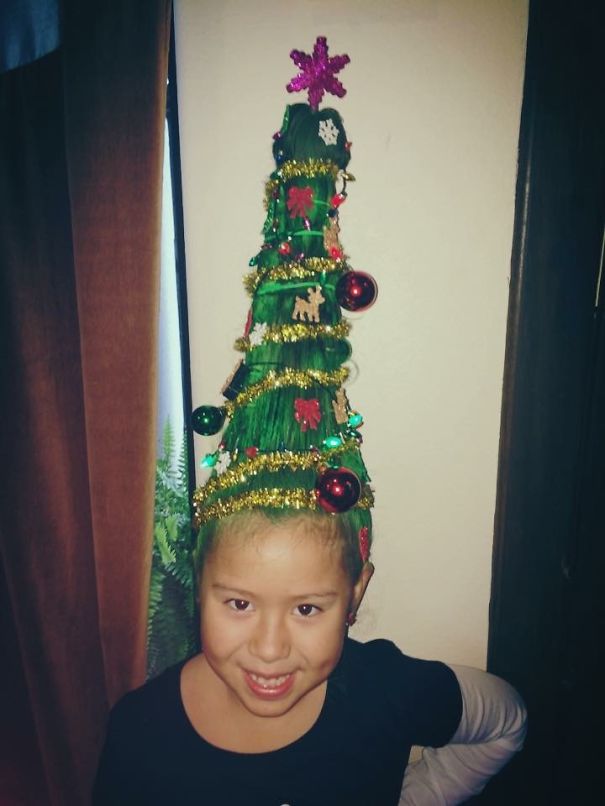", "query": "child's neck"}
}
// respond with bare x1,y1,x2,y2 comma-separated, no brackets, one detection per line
180,653,327,754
